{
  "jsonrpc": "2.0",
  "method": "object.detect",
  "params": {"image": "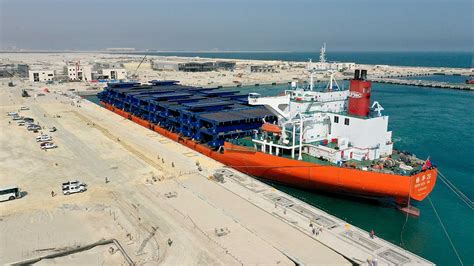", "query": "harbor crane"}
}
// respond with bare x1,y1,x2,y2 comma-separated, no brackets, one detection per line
129,51,149,81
